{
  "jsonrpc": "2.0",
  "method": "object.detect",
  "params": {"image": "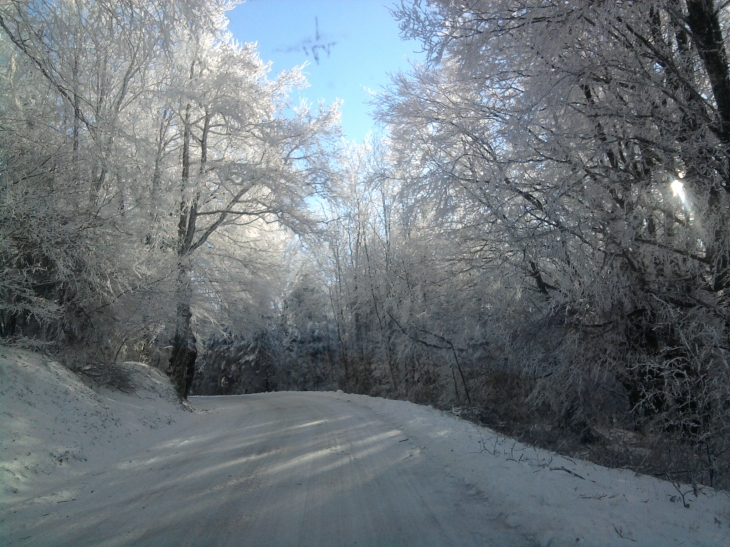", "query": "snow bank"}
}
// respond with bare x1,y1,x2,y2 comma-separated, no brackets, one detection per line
0,348,188,501
326,392,730,547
